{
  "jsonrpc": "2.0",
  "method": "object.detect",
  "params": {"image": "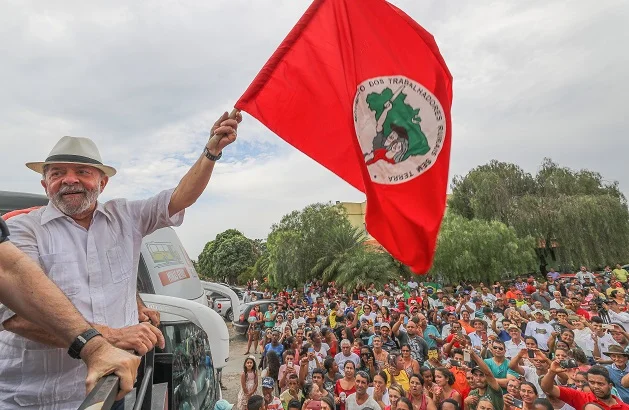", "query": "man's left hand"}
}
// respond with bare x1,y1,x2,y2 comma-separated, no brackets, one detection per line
138,305,160,327
206,110,243,155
